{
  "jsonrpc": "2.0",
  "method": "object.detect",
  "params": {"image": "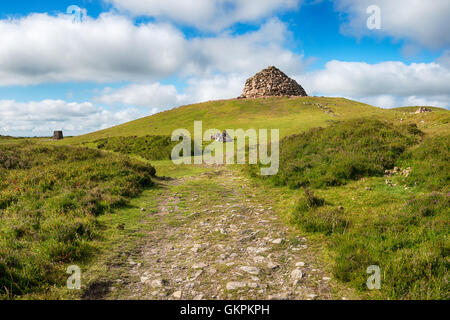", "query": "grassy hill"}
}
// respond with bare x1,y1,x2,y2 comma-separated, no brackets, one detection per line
2,97,449,300
61,97,398,144
58,96,447,299
59,97,448,147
